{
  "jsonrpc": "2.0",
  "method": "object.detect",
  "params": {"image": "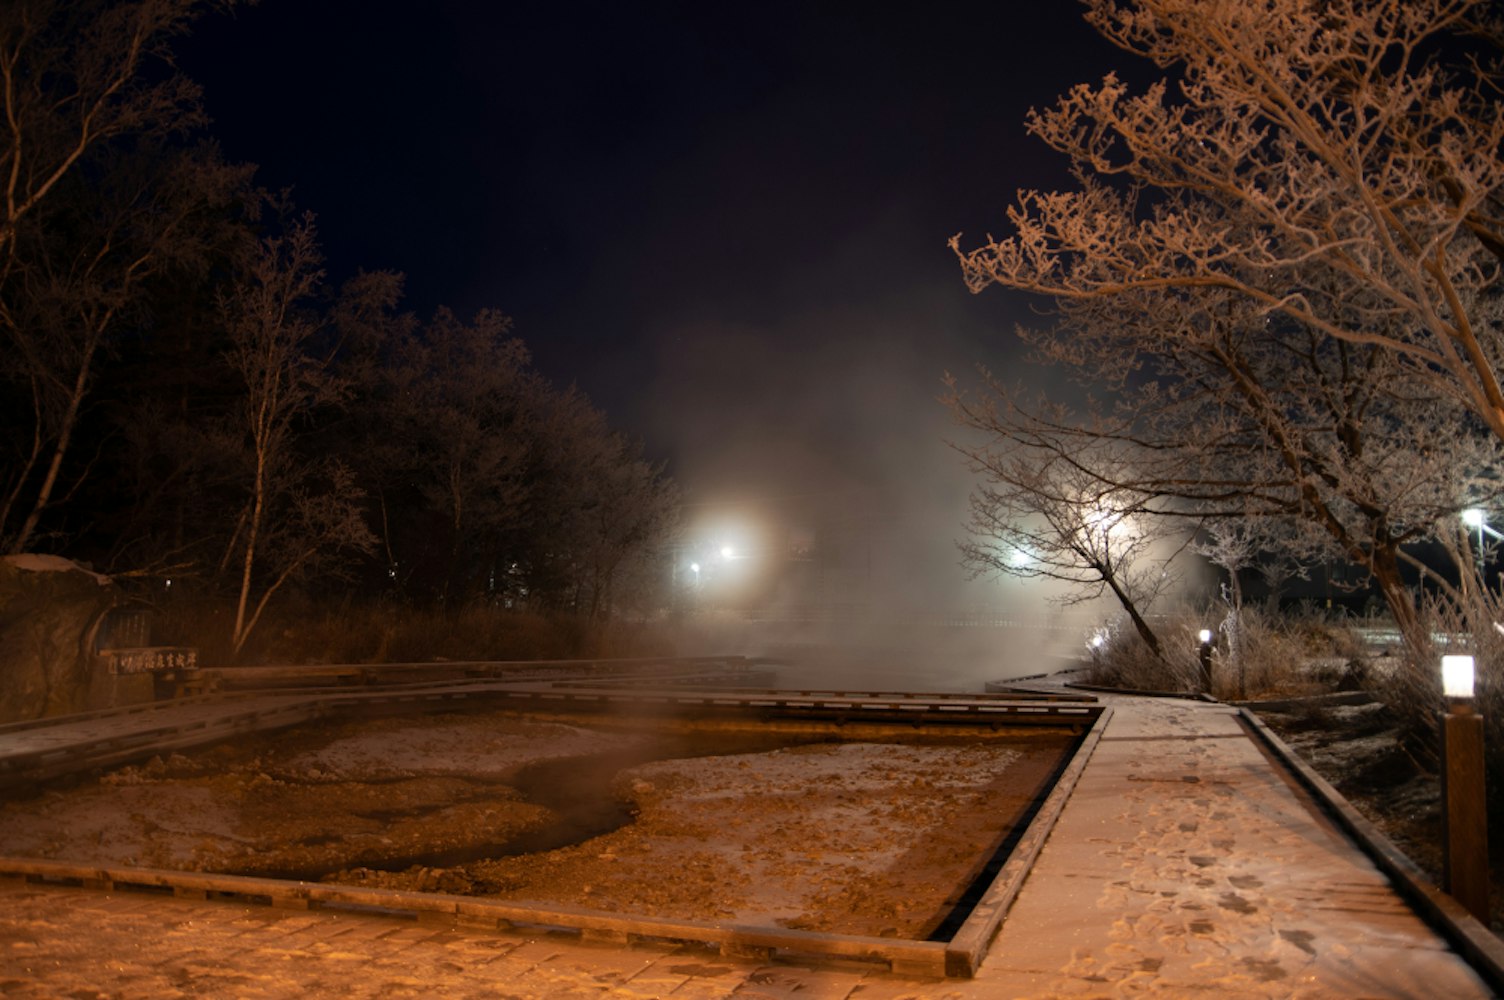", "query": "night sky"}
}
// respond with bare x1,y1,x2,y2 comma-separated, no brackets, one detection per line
176,2,1128,612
